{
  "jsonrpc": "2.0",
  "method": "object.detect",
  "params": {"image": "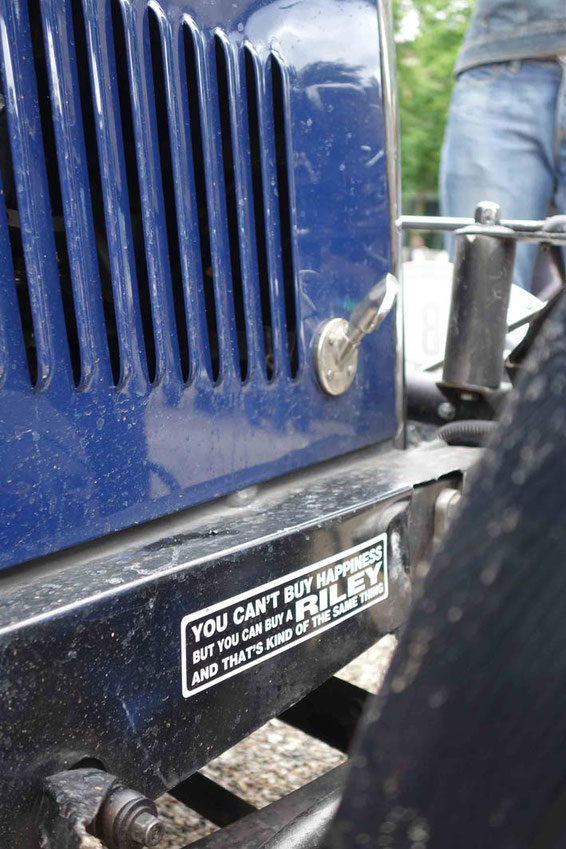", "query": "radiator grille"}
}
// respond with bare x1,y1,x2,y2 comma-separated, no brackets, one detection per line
0,0,397,569
0,0,299,390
